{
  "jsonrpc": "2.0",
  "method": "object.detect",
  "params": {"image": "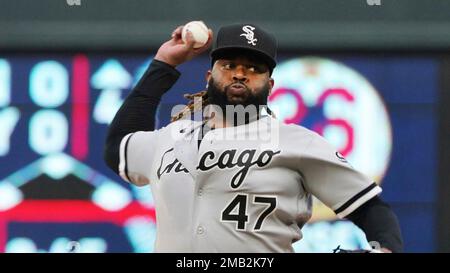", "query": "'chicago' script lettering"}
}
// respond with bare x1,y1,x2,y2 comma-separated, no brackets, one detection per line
157,148,189,179
197,149,281,188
